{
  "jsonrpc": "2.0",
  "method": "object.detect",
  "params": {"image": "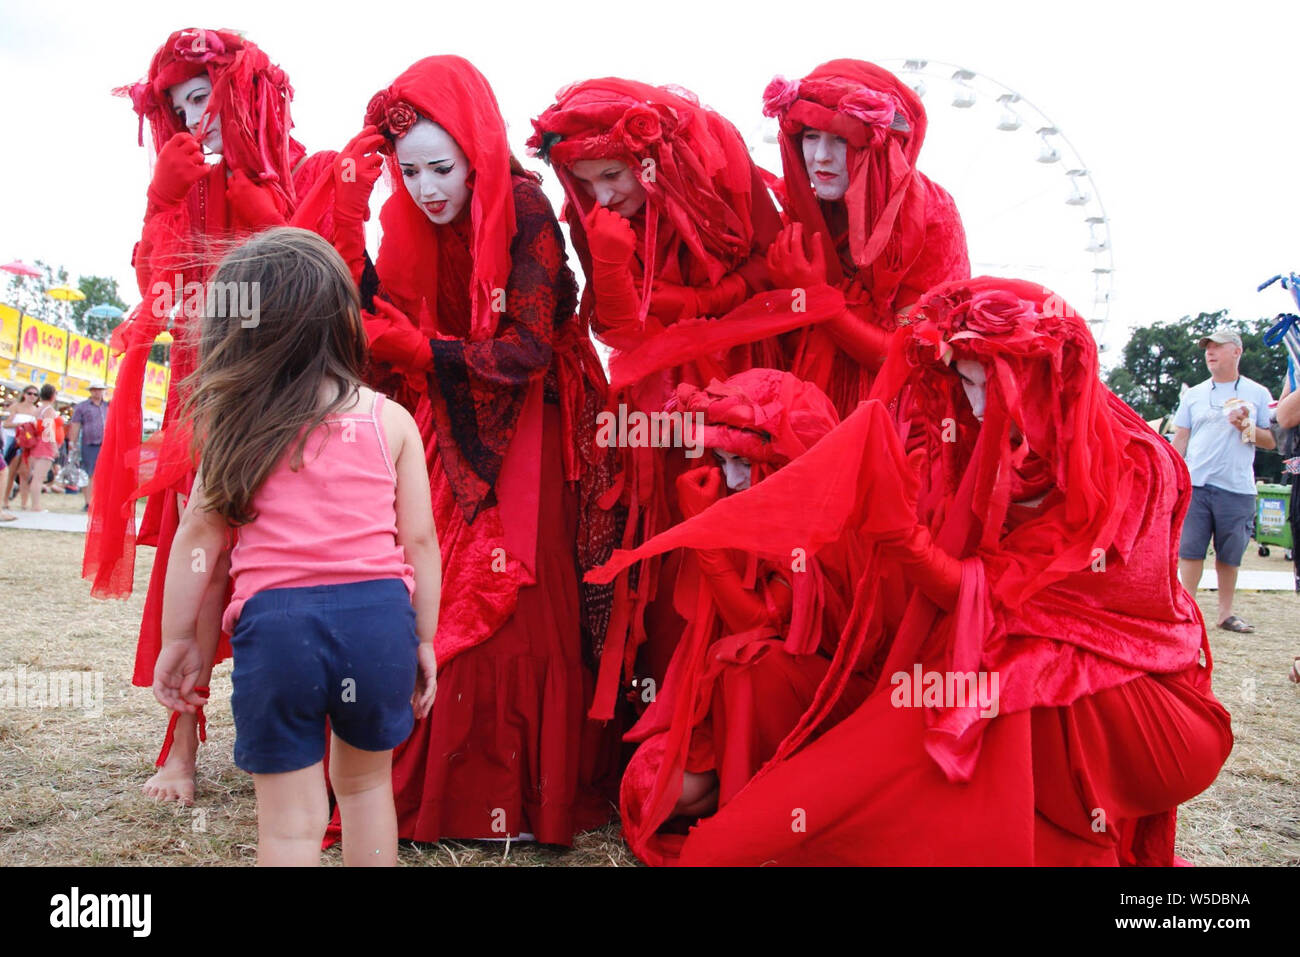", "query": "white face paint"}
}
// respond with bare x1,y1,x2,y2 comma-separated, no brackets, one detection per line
713,449,752,492
396,119,472,226
568,158,647,218
168,76,221,153
801,128,849,201
955,359,988,422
